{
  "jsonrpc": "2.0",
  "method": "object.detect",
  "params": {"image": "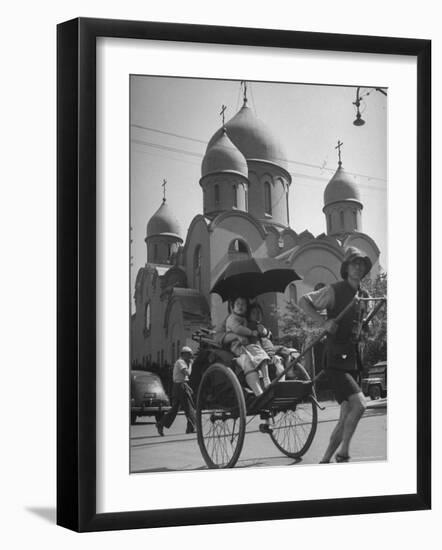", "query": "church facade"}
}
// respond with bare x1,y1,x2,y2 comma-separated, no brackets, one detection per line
131,96,381,369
